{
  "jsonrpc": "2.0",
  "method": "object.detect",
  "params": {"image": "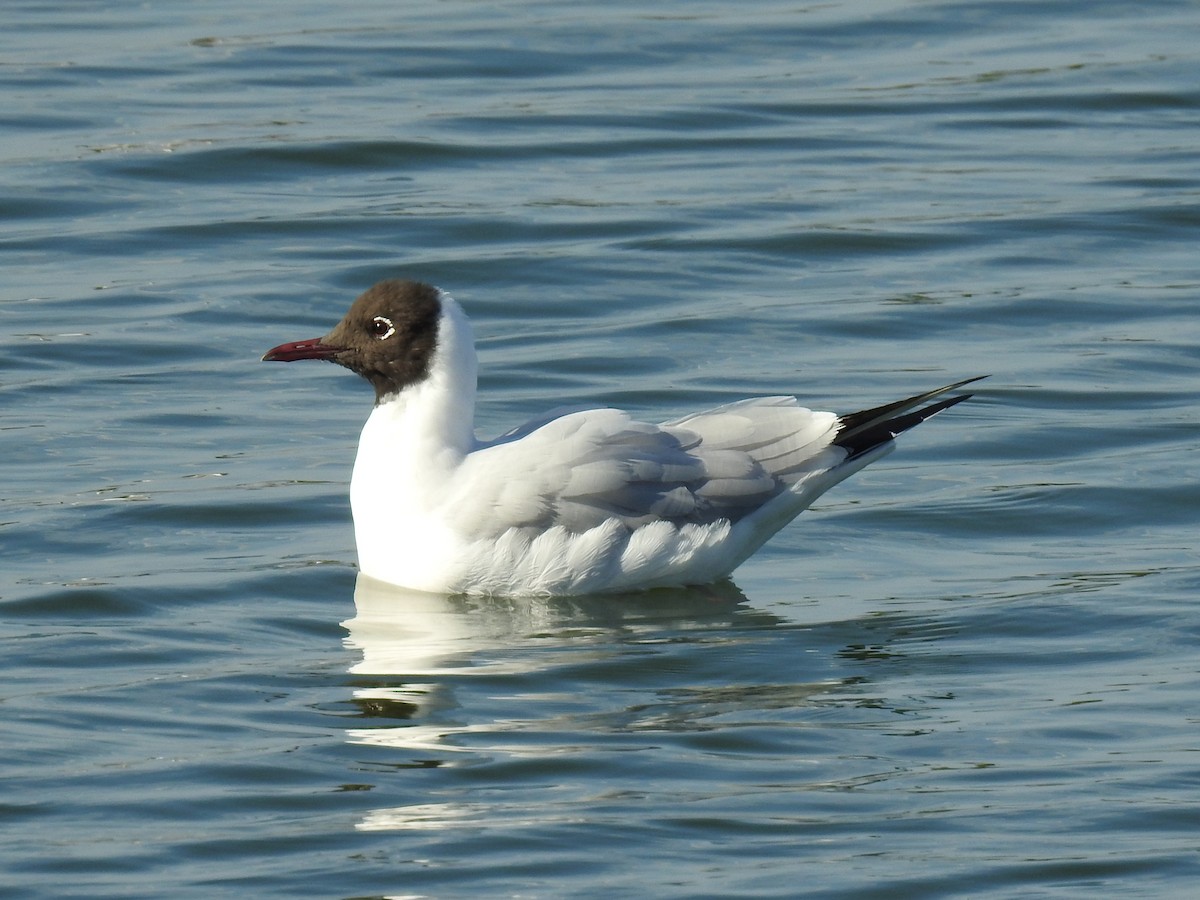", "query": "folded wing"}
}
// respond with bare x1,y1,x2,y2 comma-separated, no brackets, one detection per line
453,397,841,538
450,378,982,540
